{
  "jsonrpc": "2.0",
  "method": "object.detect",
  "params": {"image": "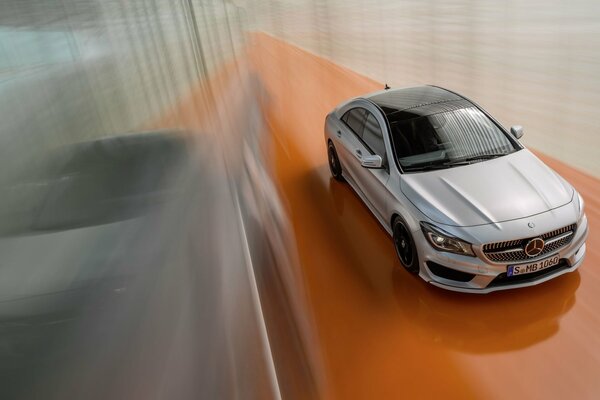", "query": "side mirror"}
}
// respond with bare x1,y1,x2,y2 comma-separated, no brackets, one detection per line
360,154,383,169
510,125,524,140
